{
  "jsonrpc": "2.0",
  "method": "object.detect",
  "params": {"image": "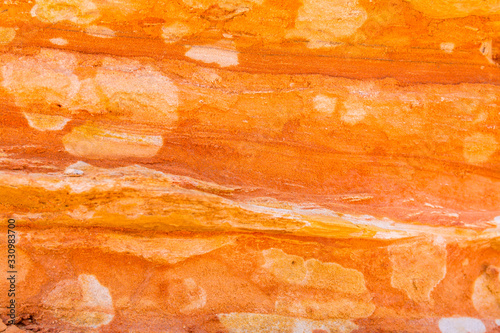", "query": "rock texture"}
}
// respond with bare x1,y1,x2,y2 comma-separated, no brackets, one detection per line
0,0,500,331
